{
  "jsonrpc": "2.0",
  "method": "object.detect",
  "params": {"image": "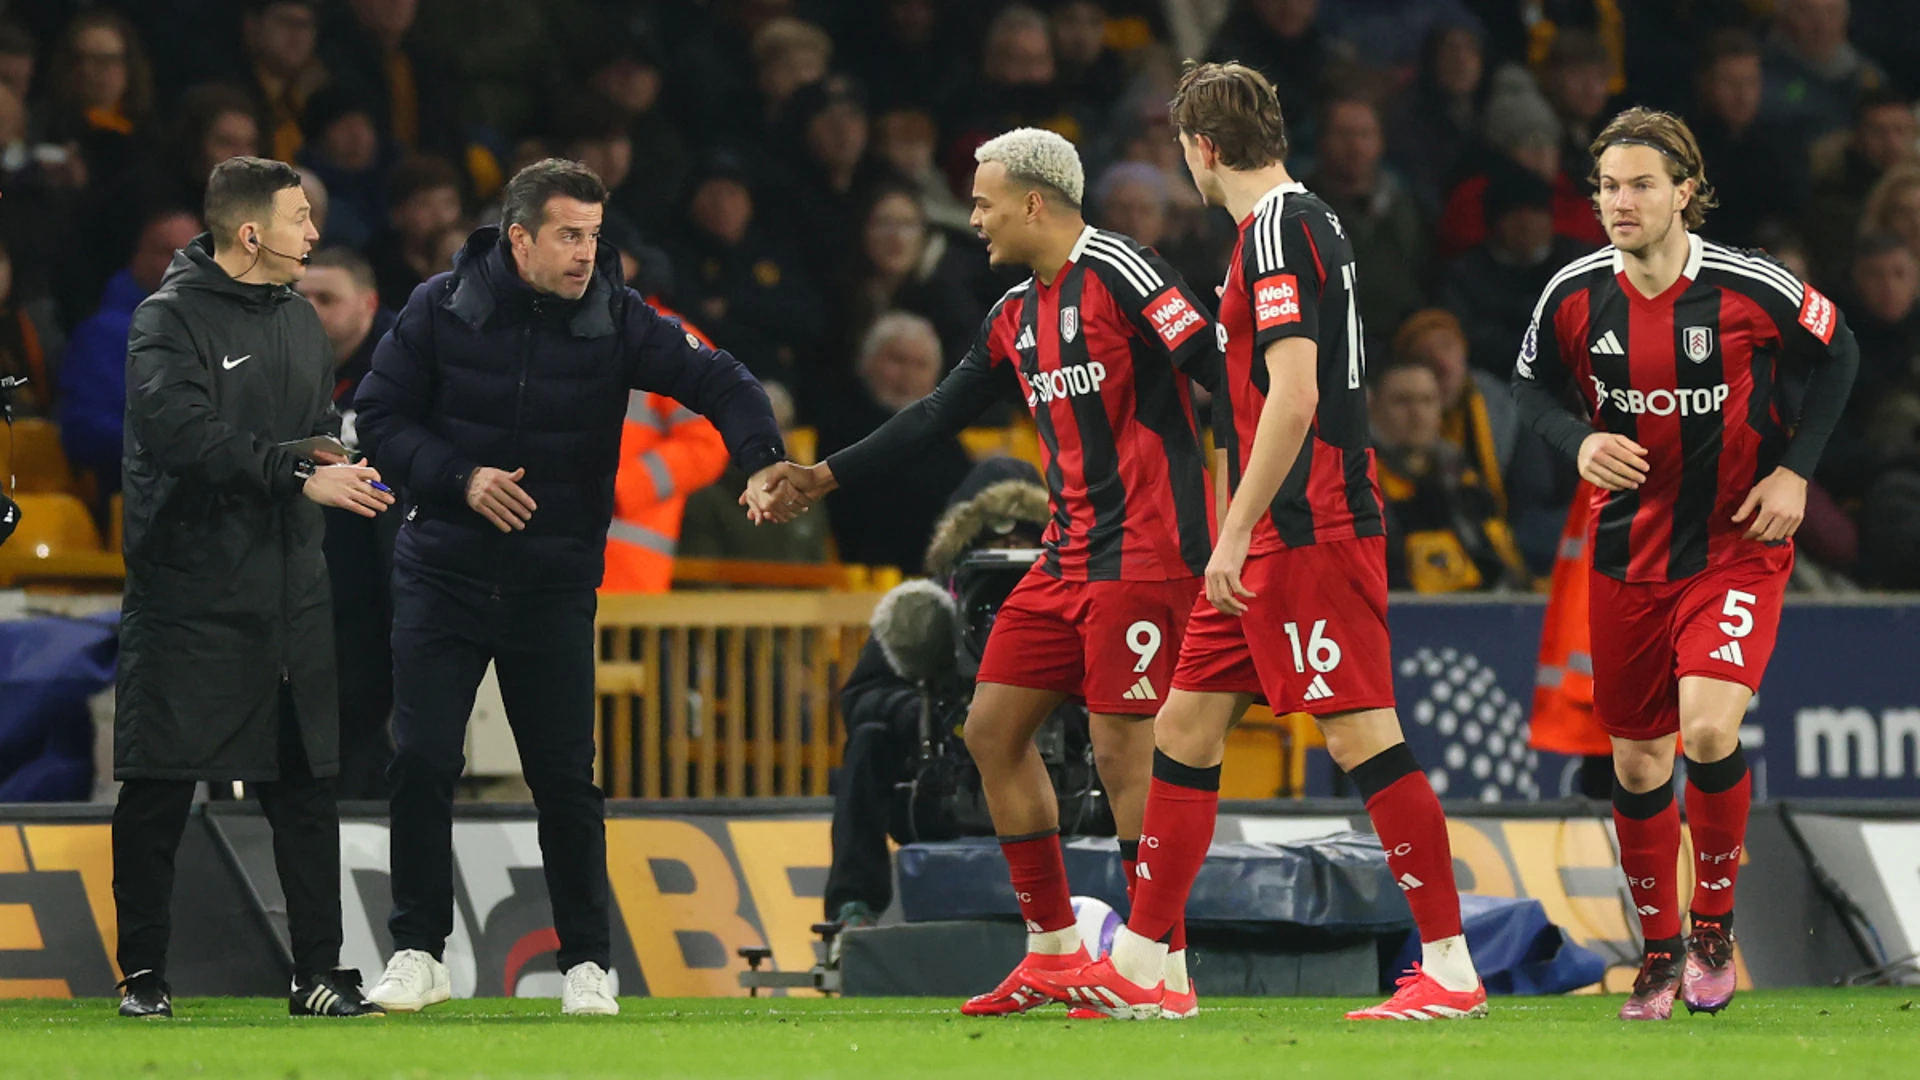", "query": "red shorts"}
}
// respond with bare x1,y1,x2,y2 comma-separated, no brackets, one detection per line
1588,540,1793,741
975,568,1203,715
1171,536,1395,715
